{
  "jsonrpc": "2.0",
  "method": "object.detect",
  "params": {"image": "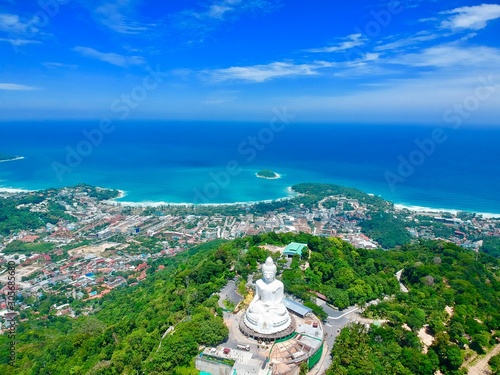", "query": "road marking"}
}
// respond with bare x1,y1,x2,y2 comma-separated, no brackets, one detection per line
328,307,359,320
325,323,332,327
